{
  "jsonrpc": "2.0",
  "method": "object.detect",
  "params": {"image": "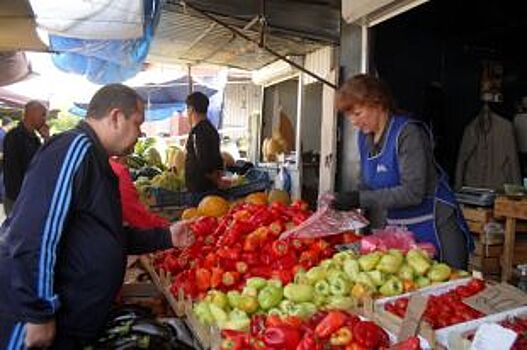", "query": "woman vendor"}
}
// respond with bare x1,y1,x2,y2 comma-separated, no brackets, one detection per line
332,74,473,269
